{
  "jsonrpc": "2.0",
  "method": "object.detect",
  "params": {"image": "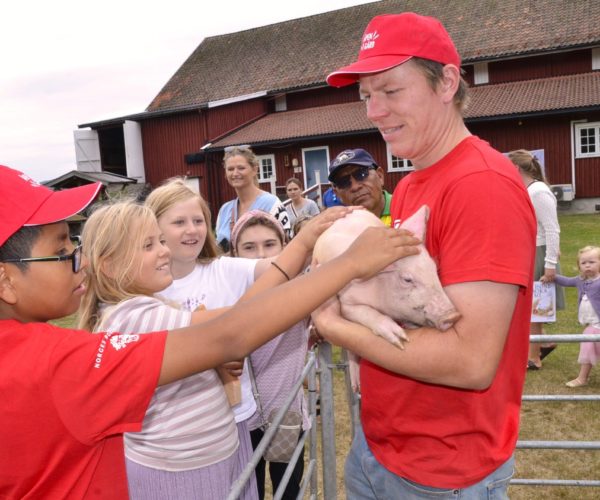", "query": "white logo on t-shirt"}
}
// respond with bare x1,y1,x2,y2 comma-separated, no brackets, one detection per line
110,333,140,351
